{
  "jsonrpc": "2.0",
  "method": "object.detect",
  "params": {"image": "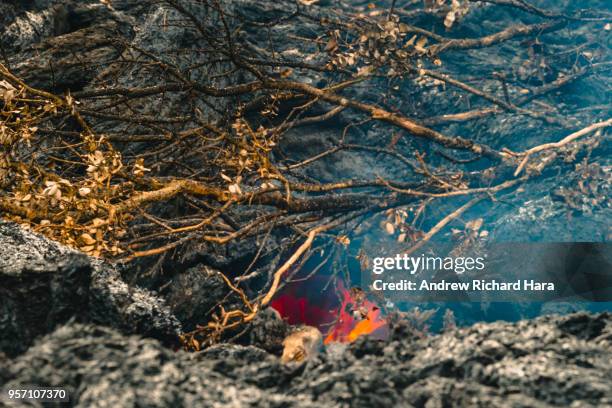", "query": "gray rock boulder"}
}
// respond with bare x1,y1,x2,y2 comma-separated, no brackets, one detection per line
0,221,181,356
0,222,90,357
89,259,182,346
162,265,233,332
